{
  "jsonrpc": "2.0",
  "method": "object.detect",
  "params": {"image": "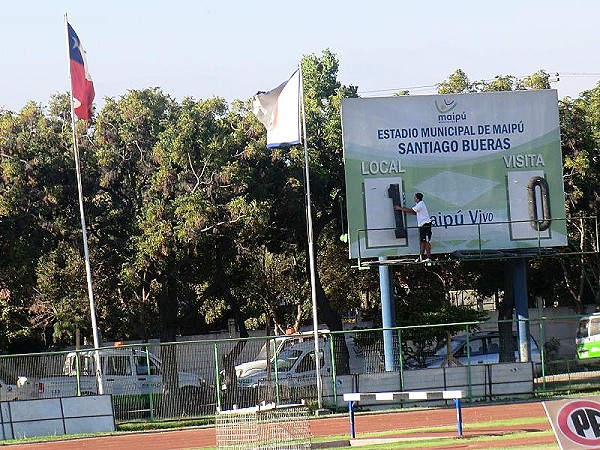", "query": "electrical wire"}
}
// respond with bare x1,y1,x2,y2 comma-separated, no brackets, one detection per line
356,72,599,97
